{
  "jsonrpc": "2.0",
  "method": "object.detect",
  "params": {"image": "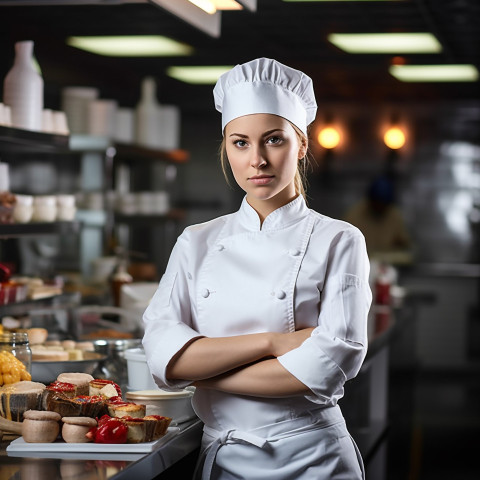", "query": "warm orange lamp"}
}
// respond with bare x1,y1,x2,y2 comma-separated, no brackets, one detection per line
318,126,341,149
383,126,406,150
